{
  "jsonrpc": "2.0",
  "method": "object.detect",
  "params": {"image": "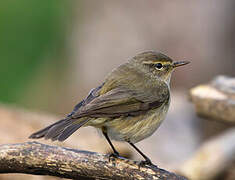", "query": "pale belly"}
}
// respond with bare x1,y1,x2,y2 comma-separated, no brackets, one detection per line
104,101,170,143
